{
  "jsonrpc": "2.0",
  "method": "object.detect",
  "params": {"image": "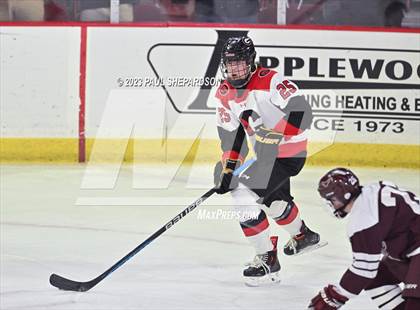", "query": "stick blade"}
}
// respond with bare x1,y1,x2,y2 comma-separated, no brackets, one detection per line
49,273,92,292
